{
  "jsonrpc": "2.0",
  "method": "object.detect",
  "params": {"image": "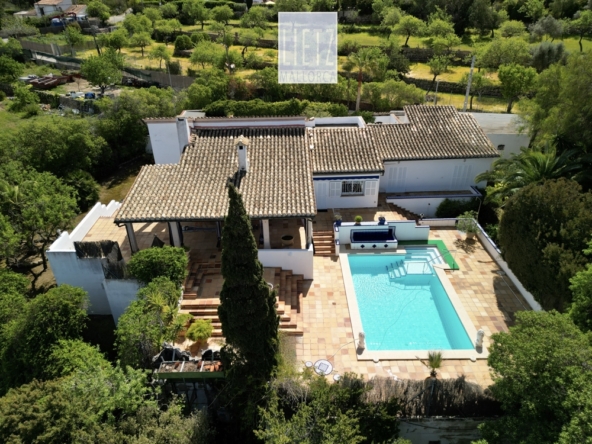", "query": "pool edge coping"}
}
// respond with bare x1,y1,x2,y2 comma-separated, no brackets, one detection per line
339,250,489,361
